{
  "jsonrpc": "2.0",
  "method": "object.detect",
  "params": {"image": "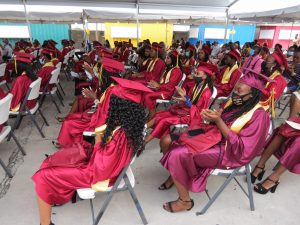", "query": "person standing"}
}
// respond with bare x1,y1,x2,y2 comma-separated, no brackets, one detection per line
2,39,13,62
